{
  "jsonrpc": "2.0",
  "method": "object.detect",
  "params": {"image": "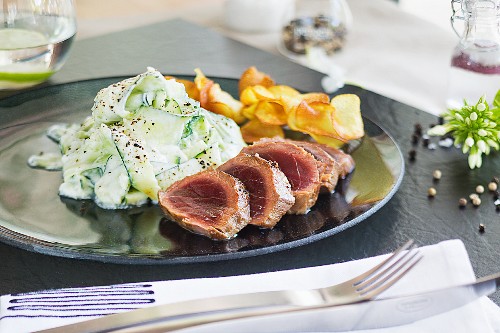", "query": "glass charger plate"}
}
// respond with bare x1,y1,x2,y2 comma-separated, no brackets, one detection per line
0,77,404,264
